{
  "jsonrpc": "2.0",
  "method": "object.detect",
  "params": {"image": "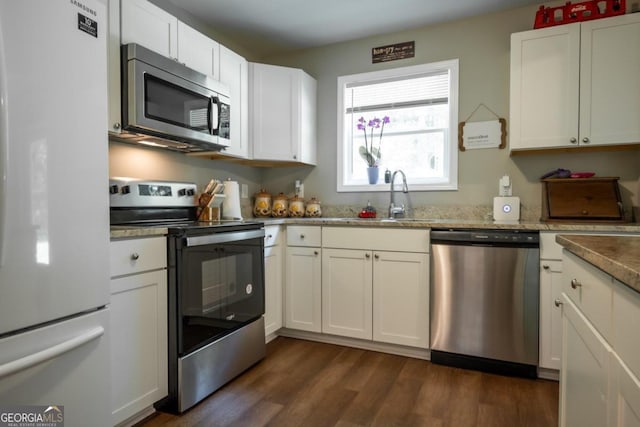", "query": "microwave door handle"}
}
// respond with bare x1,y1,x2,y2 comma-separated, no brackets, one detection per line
210,97,219,135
